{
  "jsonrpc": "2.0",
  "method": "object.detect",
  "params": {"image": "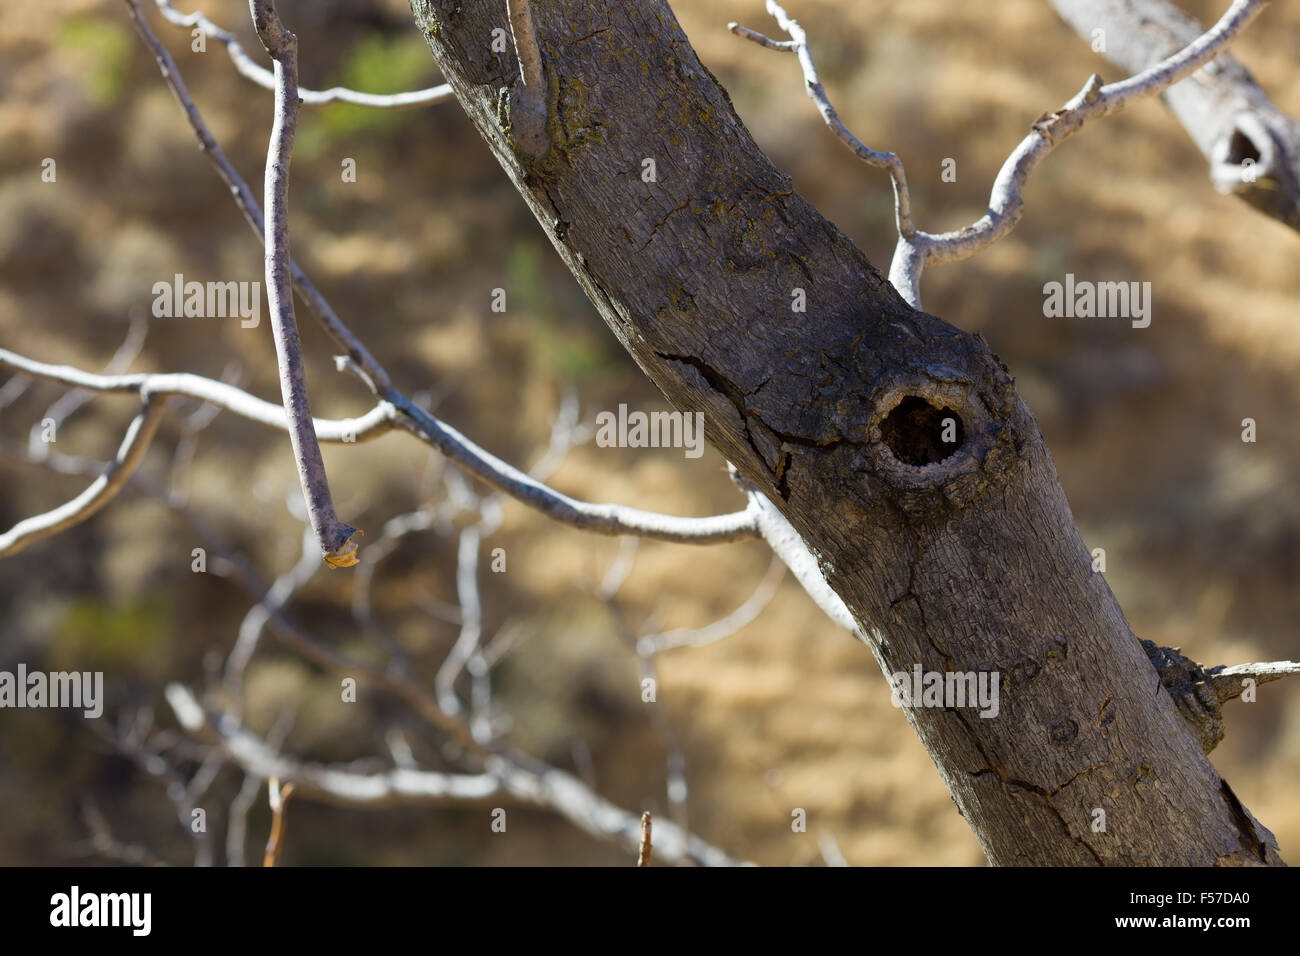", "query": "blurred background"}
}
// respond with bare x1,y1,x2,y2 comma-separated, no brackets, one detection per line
1,0,1298,865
